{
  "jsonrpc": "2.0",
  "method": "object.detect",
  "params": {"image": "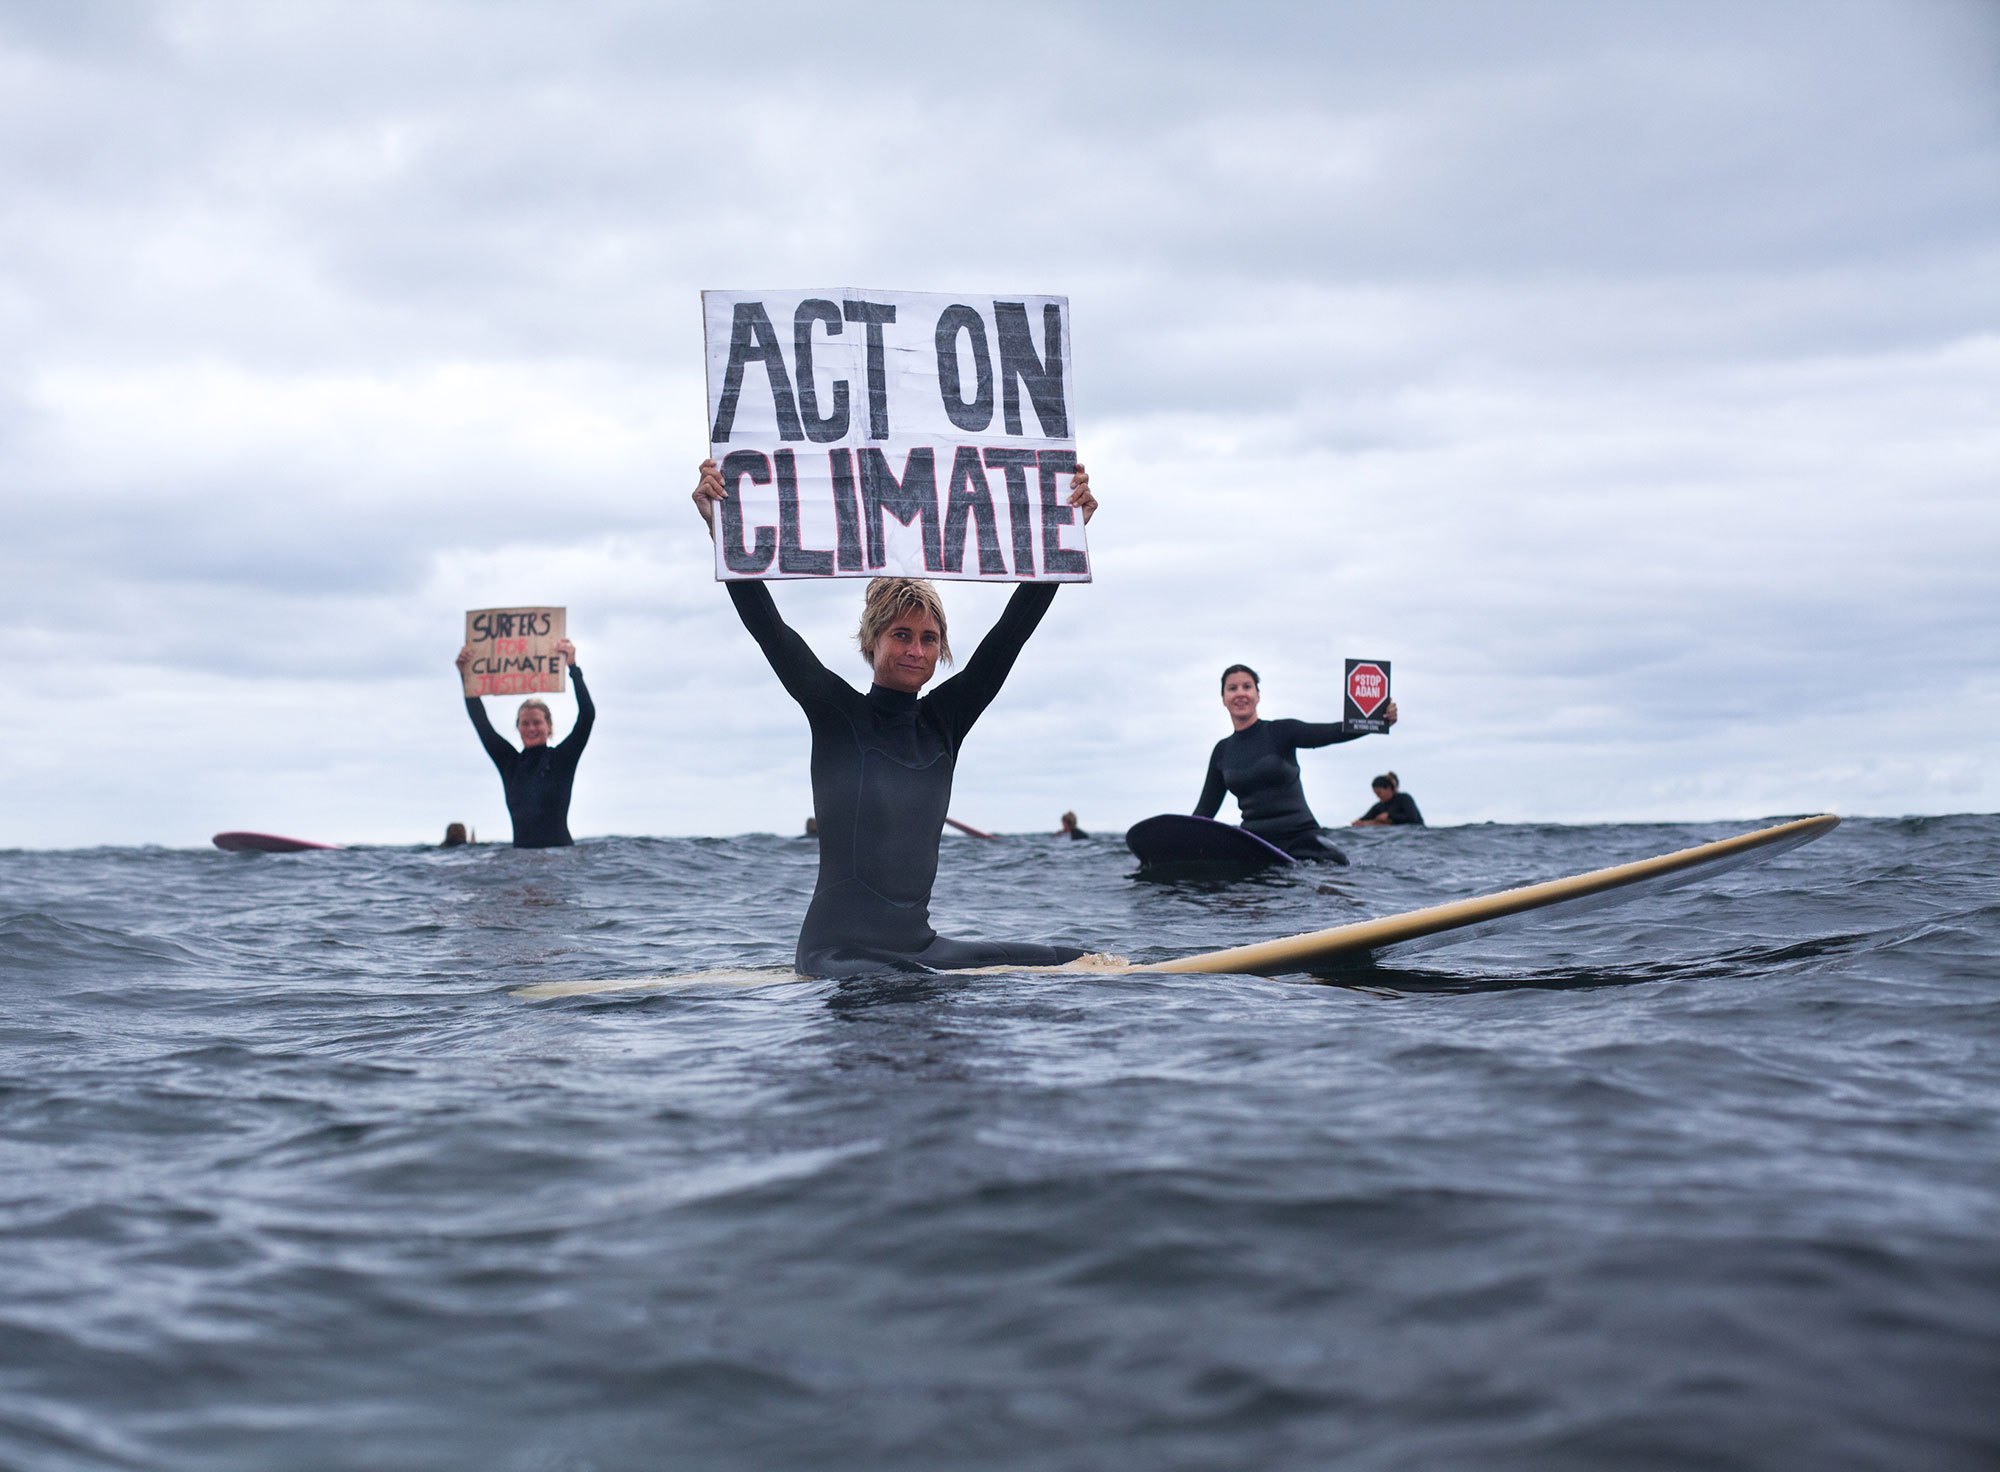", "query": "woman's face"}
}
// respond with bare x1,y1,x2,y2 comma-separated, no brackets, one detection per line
517,705,553,747
1373,783,1394,802
1221,671,1261,725
870,607,943,693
